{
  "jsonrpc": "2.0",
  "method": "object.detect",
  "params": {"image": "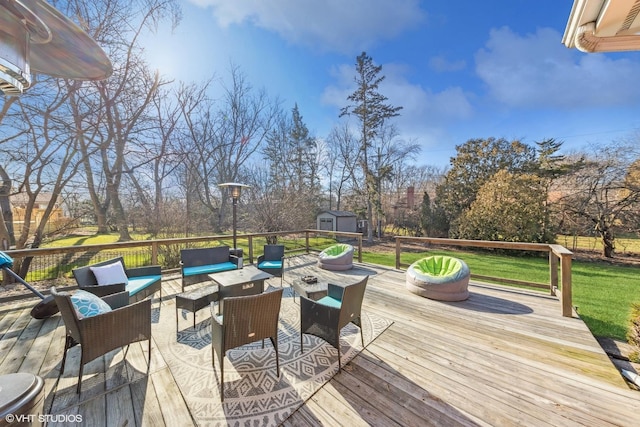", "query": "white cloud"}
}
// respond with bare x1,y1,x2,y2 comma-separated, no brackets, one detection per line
188,0,425,53
476,26,640,109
